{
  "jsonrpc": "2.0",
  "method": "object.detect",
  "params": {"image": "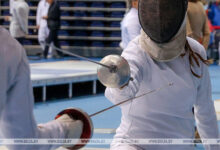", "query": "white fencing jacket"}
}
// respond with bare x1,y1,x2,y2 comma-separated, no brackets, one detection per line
105,37,219,150
9,0,29,38
0,27,66,150
120,8,141,49
36,0,49,44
